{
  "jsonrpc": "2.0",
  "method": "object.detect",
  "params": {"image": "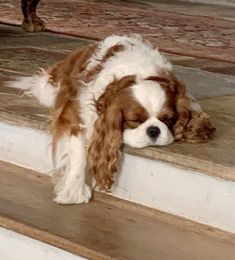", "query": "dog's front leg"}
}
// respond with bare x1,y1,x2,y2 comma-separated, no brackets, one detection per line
54,134,92,204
